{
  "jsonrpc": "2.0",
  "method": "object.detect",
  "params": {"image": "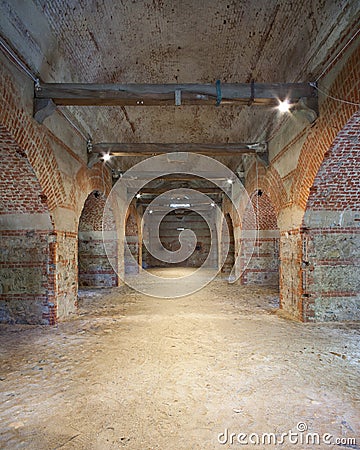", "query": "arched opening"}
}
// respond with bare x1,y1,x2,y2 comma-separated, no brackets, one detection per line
301,110,360,321
221,213,235,276
142,210,214,269
0,125,55,324
241,190,280,286
78,190,118,288
125,208,140,275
